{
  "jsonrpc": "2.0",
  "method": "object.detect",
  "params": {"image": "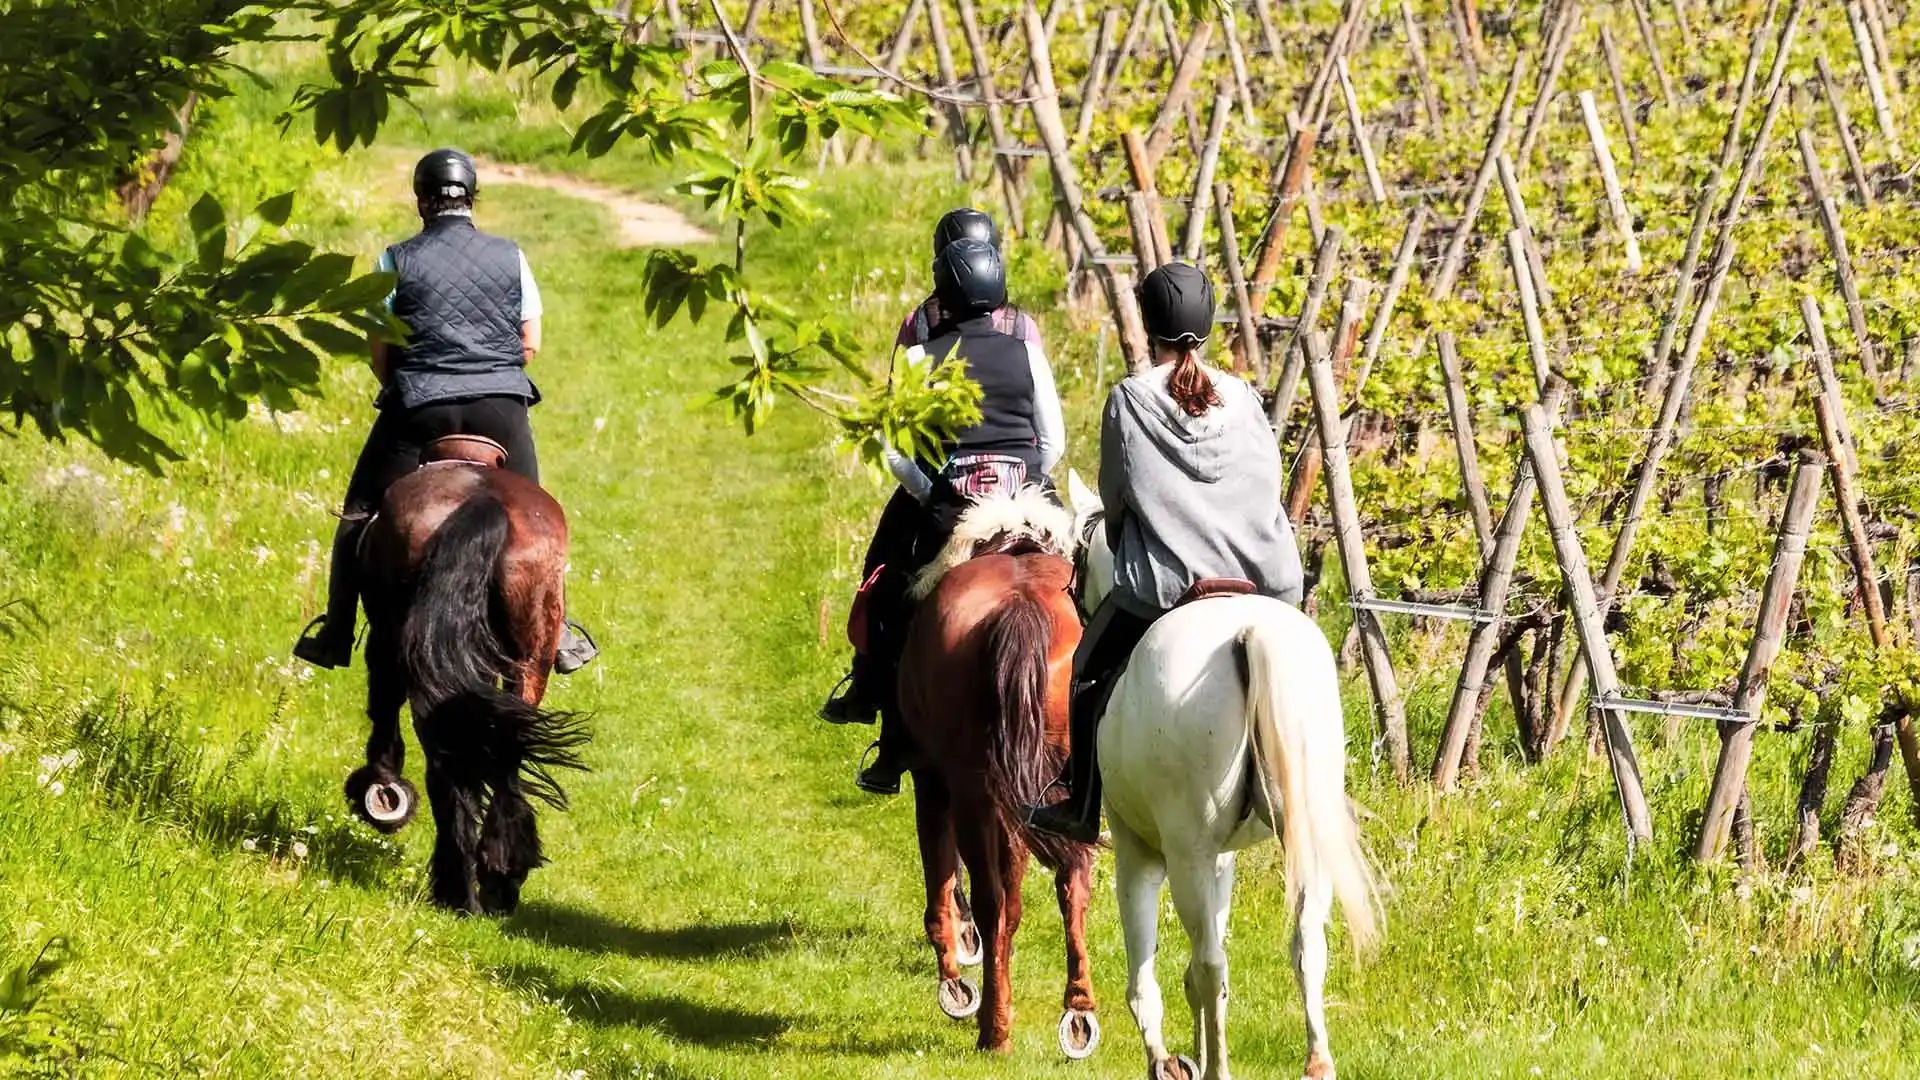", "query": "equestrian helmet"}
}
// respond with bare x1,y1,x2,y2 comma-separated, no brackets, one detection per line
413,148,479,201
932,207,1000,258
1136,261,1215,346
932,236,1007,318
